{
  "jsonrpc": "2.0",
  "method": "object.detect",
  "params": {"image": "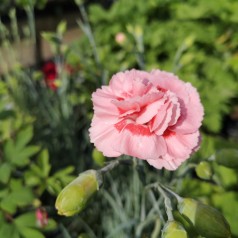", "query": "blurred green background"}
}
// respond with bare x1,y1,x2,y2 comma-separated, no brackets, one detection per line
0,0,238,237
